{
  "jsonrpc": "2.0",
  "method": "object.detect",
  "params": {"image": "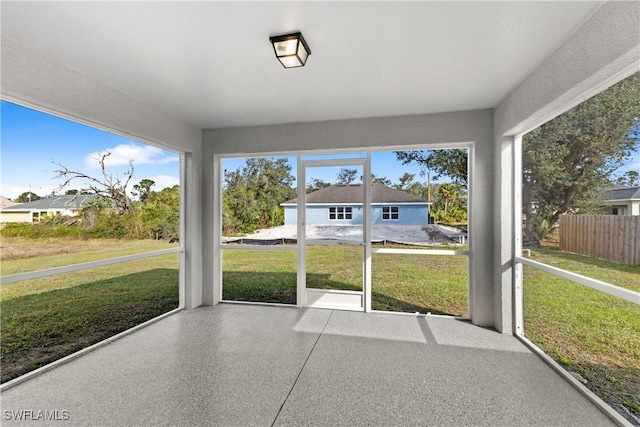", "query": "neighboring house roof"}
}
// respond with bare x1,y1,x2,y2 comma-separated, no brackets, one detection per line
601,186,640,202
0,195,99,211
283,183,428,205
0,196,19,209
